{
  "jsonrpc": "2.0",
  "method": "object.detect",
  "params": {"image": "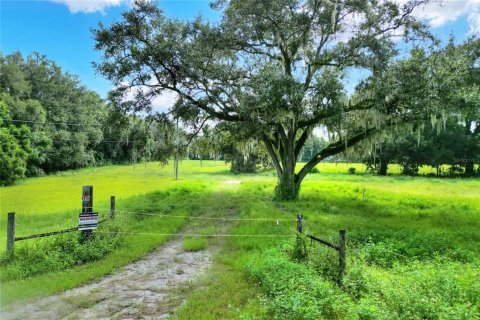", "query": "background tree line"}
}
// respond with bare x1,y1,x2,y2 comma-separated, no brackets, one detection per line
358,117,480,176
0,51,277,185
0,52,158,185
2,30,479,186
